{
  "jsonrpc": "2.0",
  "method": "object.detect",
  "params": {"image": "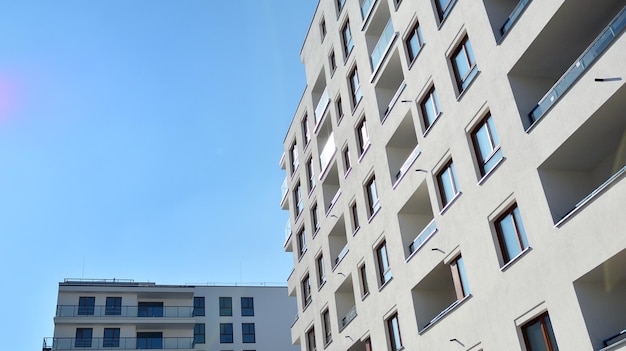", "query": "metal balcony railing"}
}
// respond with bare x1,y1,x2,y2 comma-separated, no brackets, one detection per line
500,0,531,36
56,305,193,318
340,305,357,330
43,337,194,350
409,219,437,254
395,145,421,181
528,6,626,127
